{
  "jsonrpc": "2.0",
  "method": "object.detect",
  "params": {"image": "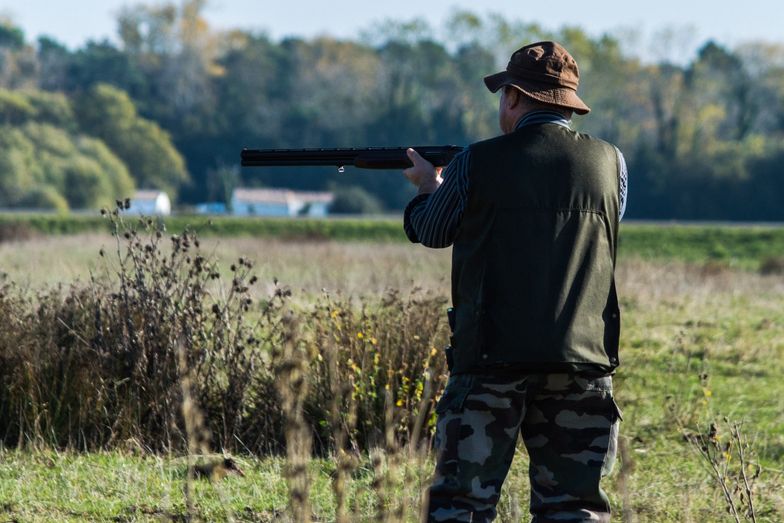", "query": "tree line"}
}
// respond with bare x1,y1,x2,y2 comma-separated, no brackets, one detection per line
1,1,783,219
